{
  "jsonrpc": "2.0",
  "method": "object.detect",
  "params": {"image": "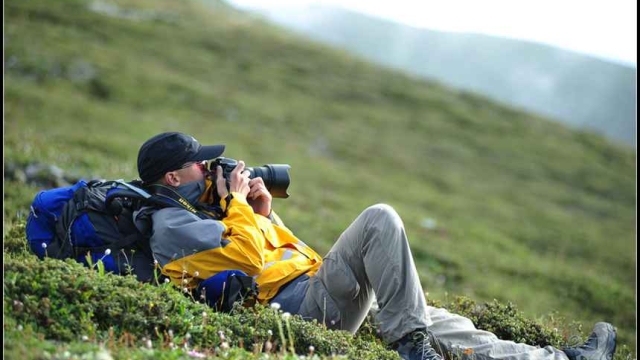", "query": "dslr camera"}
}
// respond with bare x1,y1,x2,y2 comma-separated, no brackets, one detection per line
205,157,292,199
